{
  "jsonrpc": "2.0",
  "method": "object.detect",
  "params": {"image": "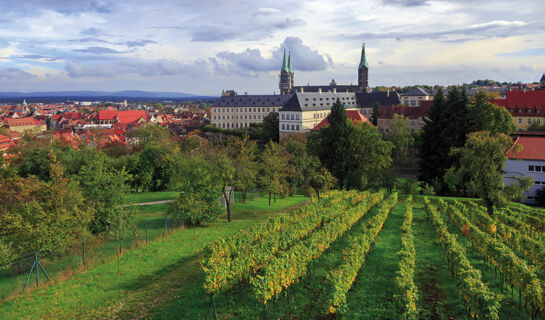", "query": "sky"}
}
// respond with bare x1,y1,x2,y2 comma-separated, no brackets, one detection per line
0,0,544,95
